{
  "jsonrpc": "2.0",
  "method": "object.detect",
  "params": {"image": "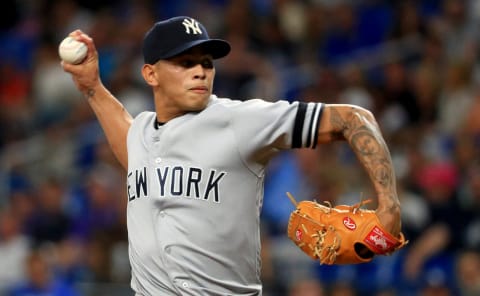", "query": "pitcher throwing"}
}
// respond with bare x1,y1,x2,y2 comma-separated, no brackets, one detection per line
61,16,403,295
